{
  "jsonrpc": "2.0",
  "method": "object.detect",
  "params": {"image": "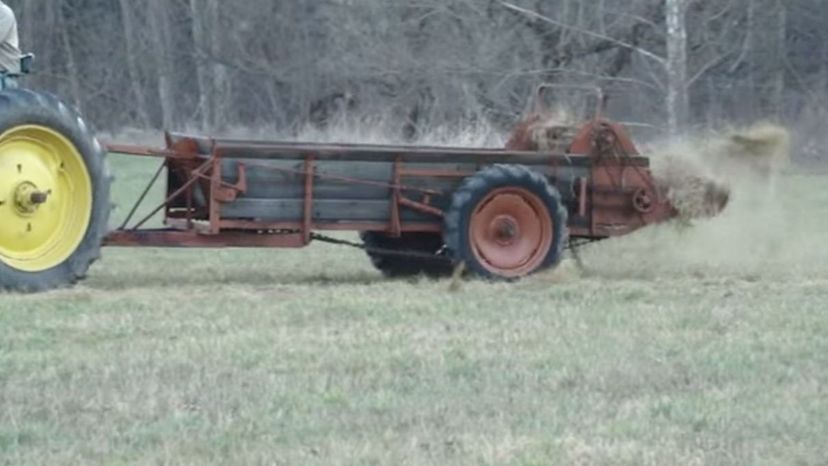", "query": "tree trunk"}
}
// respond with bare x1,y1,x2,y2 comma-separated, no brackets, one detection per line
189,0,211,130
118,0,150,127
148,0,176,129
58,5,83,111
741,0,756,118
820,4,828,104
665,0,689,134
20,0,34,52
190,0,230,131
207,0,230,130
772,0,787,118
